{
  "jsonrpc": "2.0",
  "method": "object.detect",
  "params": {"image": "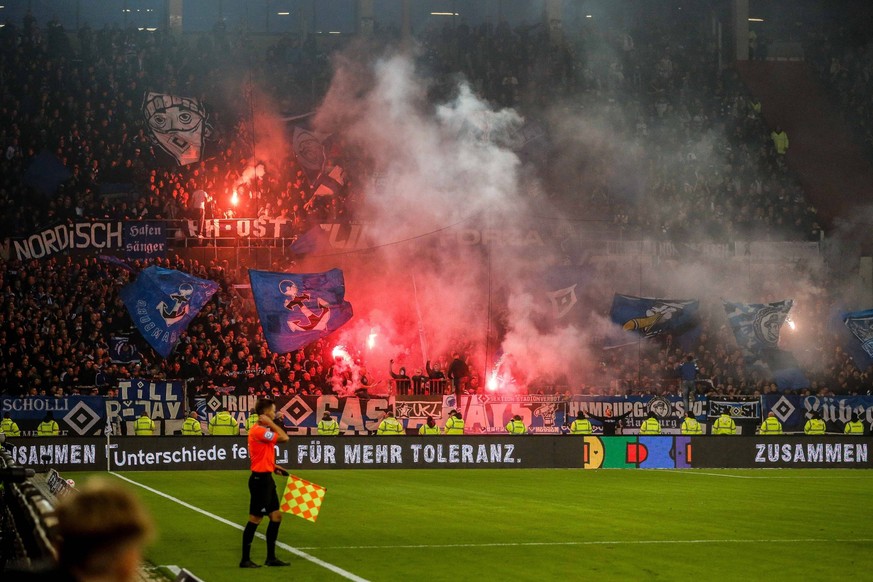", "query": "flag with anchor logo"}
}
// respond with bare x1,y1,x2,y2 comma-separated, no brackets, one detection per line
120,266,218,357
